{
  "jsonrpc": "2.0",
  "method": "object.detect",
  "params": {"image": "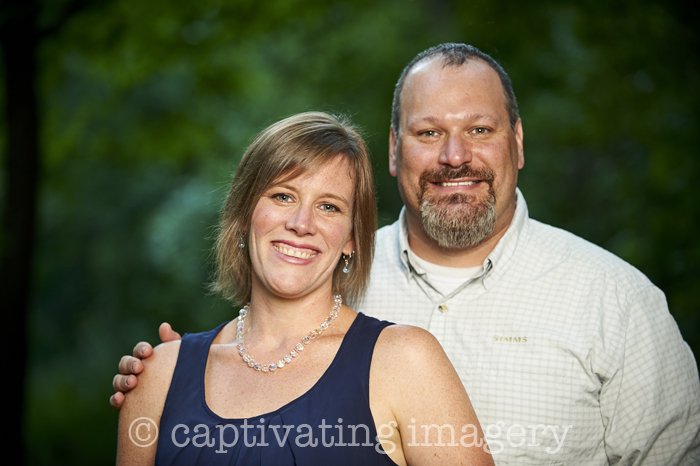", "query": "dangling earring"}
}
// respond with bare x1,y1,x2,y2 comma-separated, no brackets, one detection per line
238,233,245,249
342,251,354,274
